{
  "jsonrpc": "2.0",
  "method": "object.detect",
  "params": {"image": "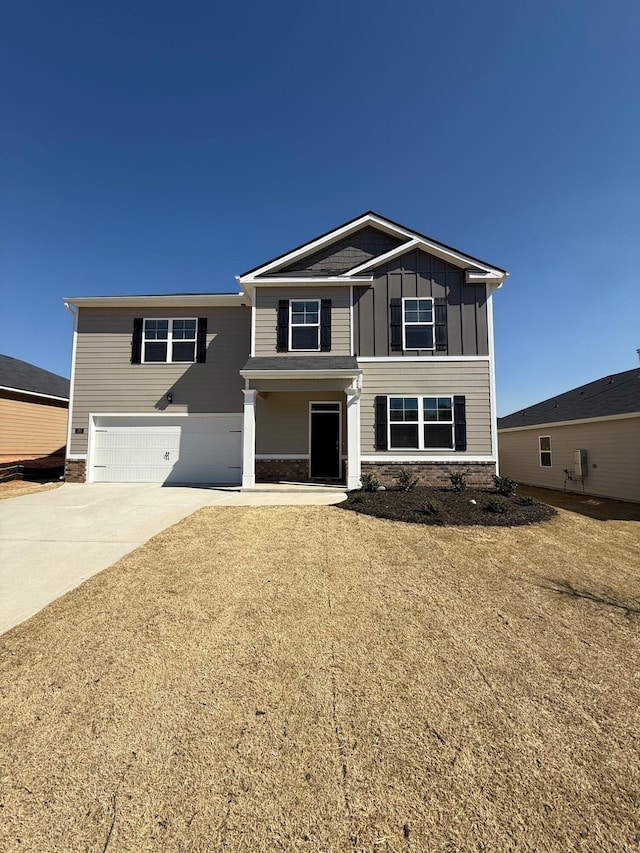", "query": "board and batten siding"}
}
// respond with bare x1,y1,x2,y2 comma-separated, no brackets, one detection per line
353,249,489,358
254,287,351,356
255,391,347,456
0,395,68,462
498,417,640,503
359,360,492,456
70,306,250,455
